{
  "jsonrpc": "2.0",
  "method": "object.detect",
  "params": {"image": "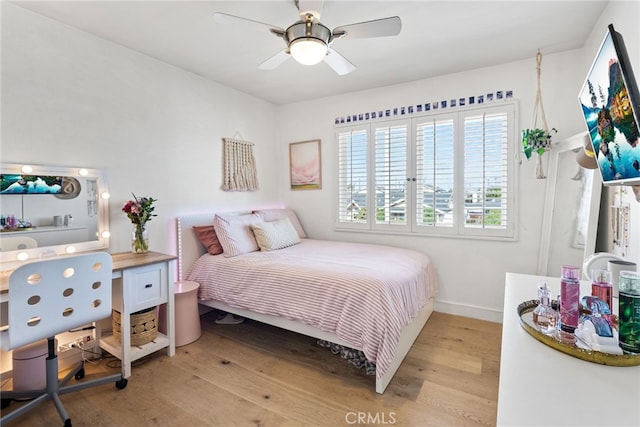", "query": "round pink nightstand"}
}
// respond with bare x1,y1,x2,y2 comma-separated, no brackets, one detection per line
161,281,201,347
